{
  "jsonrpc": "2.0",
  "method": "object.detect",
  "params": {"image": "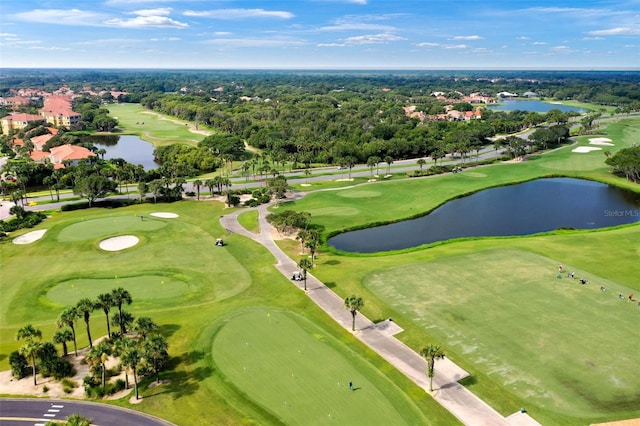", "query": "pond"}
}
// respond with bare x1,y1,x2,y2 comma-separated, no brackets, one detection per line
328,178,640,253
83,135,159,170
488,100,586,113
